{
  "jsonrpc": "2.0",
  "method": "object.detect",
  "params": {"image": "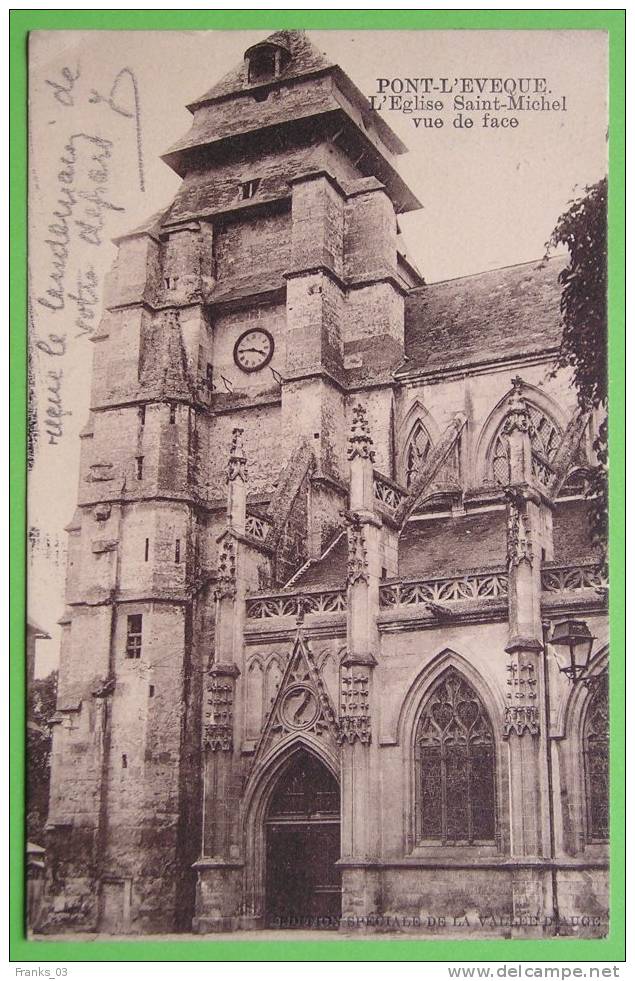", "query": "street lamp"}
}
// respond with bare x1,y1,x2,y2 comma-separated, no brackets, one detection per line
548,618,597,685
540,616,605,936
